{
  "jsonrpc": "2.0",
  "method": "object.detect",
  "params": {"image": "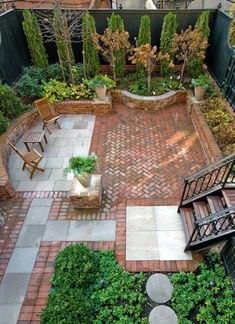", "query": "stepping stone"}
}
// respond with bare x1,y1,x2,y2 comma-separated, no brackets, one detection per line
149,305,178,324
146,273,173,303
